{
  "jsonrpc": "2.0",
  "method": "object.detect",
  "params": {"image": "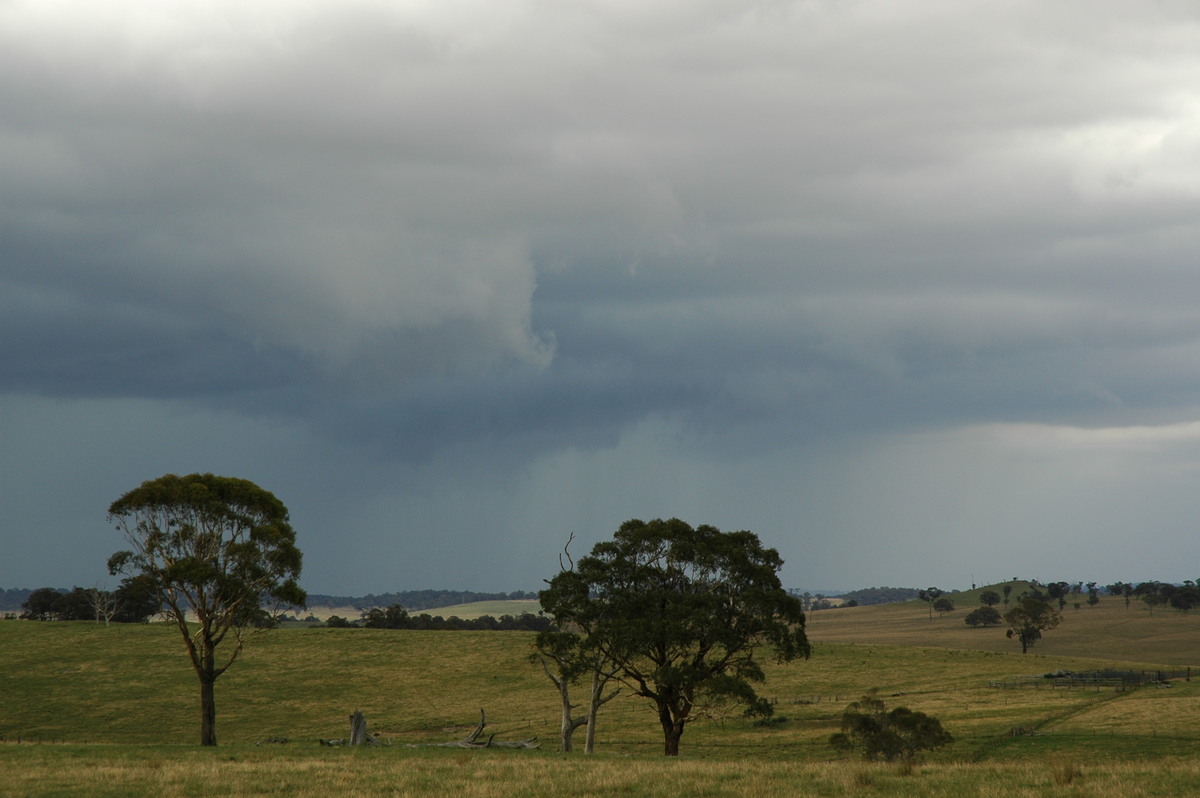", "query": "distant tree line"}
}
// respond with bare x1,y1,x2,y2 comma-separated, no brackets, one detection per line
1108,581,1200,613
326,603,554,632
16,579,159,623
